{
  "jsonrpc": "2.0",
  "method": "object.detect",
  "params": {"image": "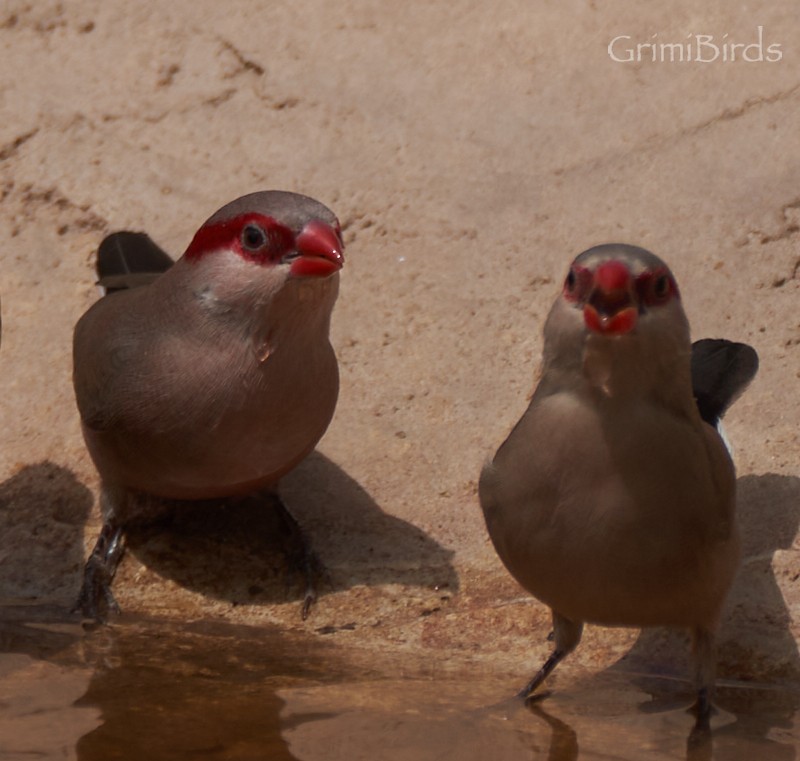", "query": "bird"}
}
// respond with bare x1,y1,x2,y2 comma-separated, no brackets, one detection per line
73,191,344,621
479,243,757,718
